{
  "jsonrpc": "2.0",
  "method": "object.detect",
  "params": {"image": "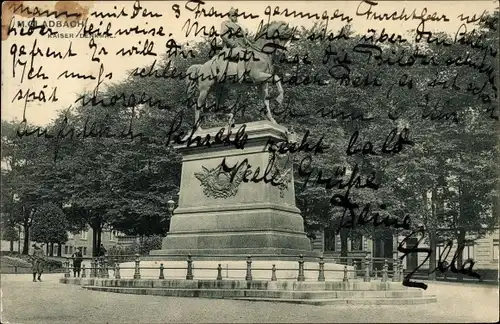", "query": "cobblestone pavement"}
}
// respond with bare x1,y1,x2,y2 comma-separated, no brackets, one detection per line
1,274,498,324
